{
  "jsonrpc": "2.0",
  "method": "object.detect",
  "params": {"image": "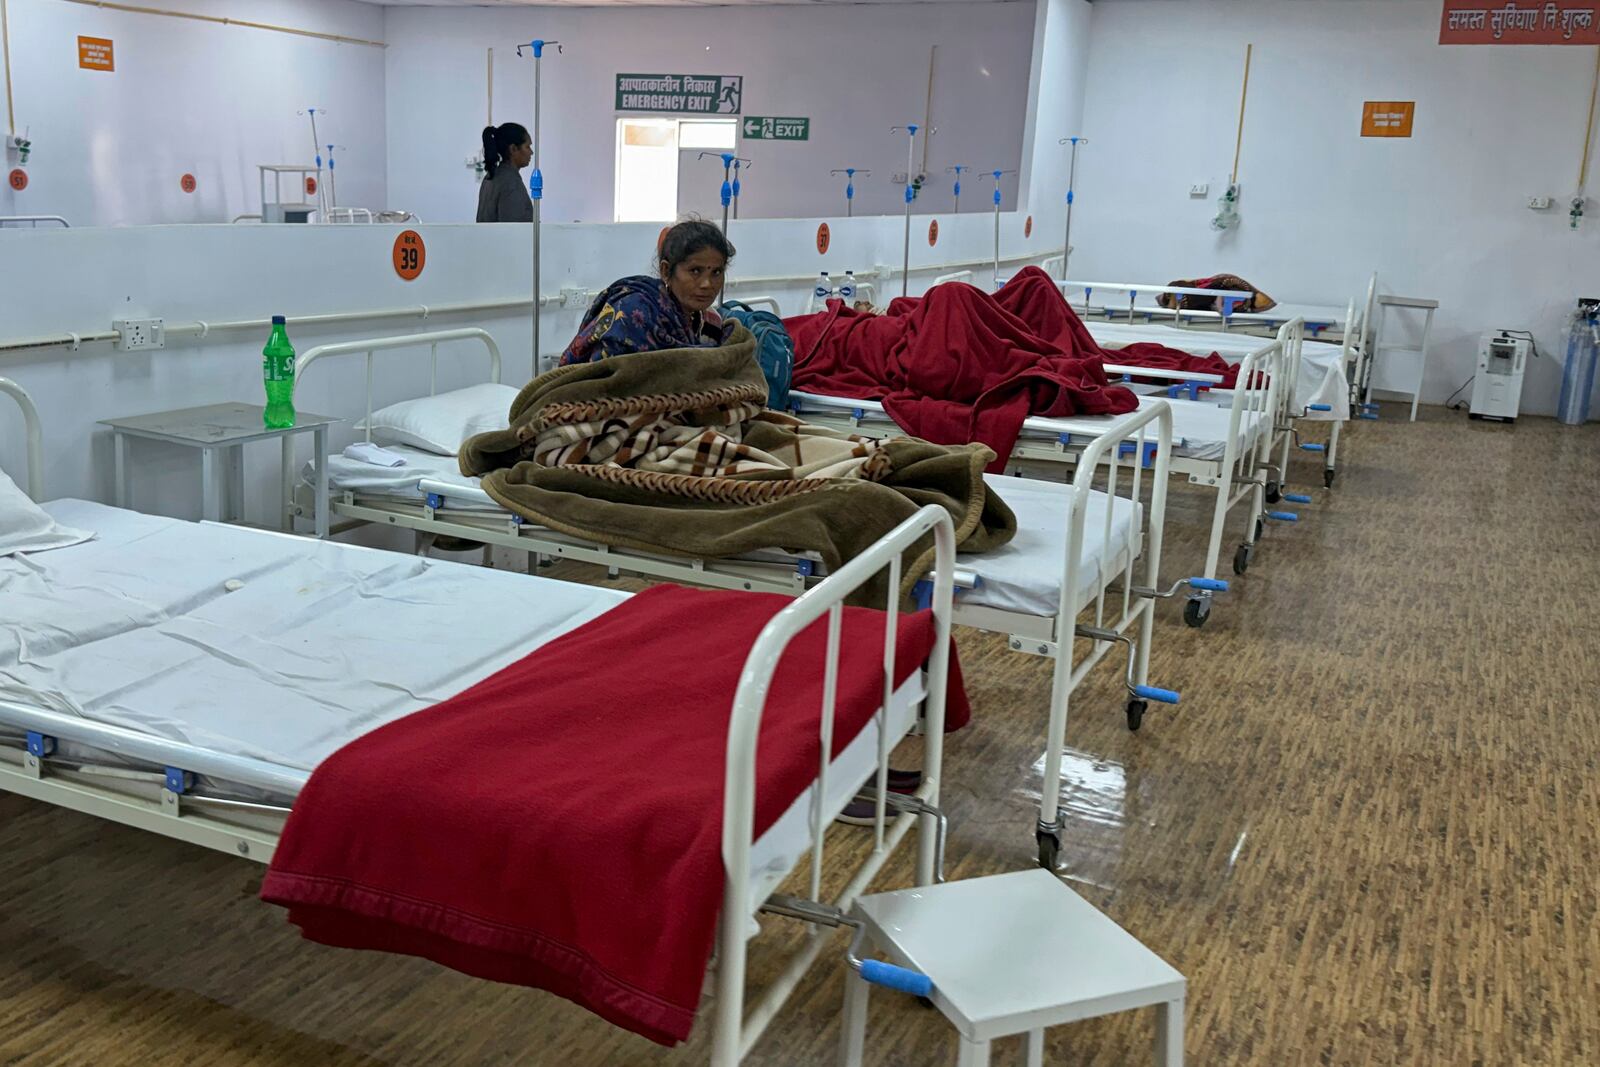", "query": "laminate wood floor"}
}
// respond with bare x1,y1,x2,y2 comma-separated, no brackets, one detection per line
2,407,1596,1066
